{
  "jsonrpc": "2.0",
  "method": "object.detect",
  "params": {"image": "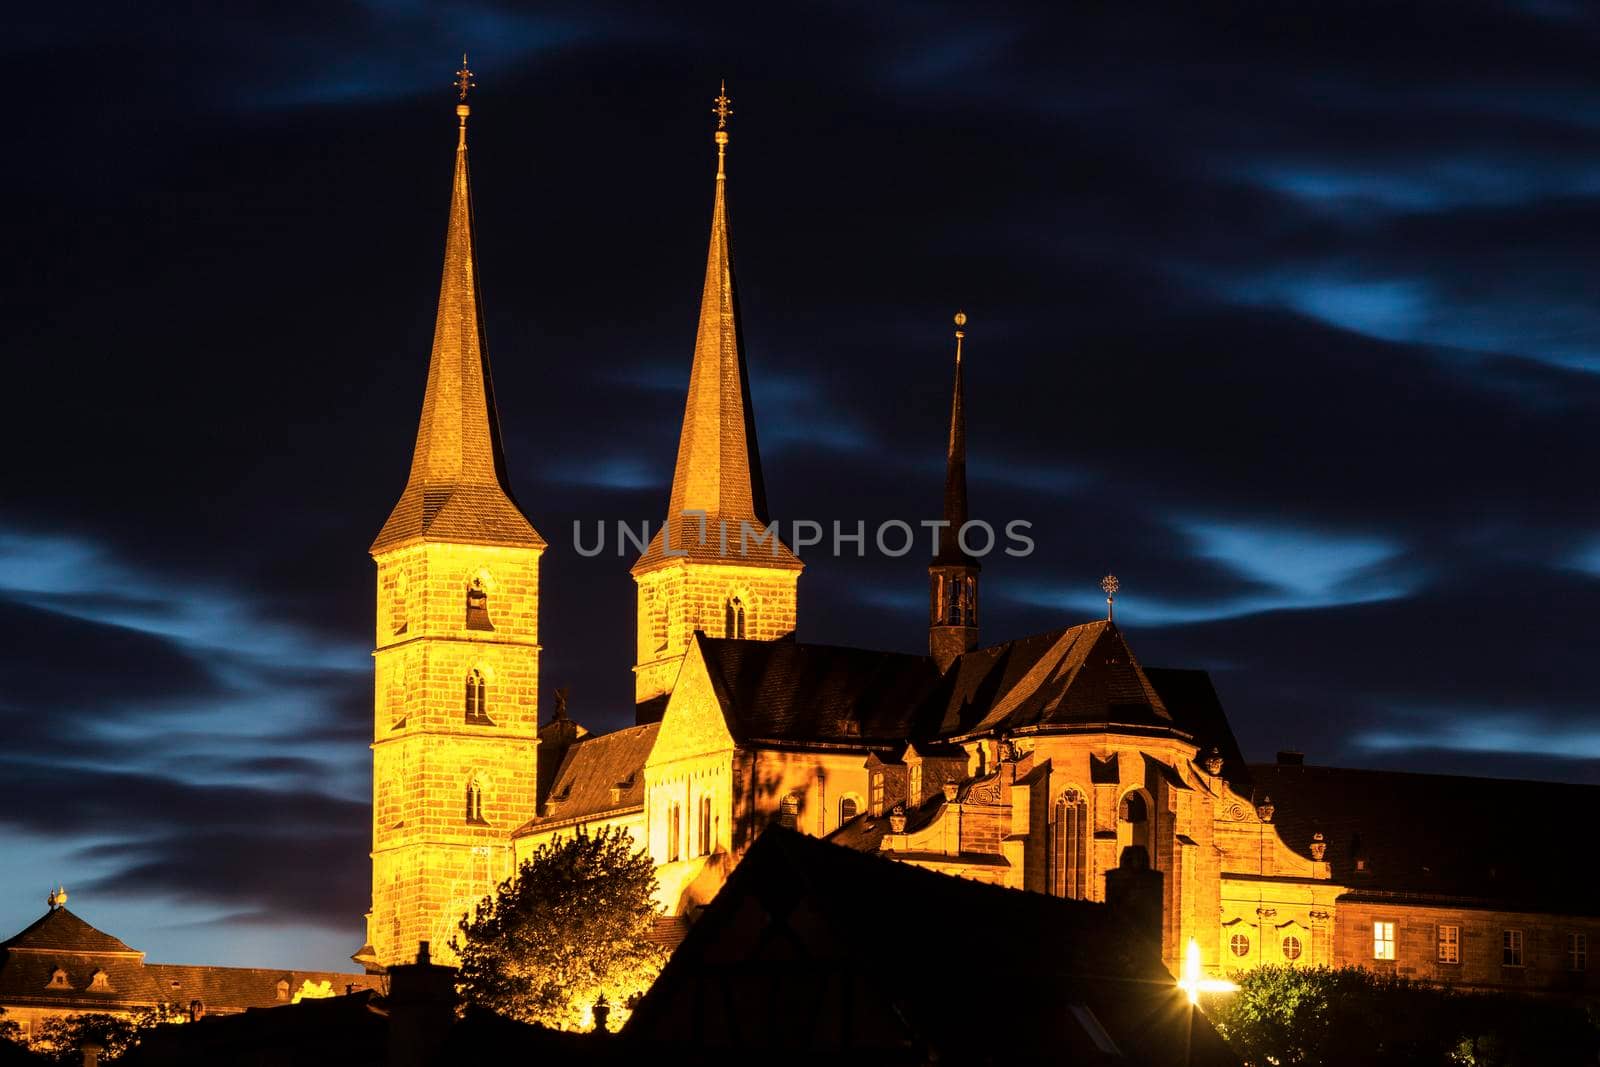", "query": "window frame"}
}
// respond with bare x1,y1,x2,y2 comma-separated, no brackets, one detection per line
778,791,801,830
1437,924,1460,965
1568,932,1588,973
1281,934,1303,962
1228,932,1251,959
1502,928,1524,968
1373,921,1397,961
